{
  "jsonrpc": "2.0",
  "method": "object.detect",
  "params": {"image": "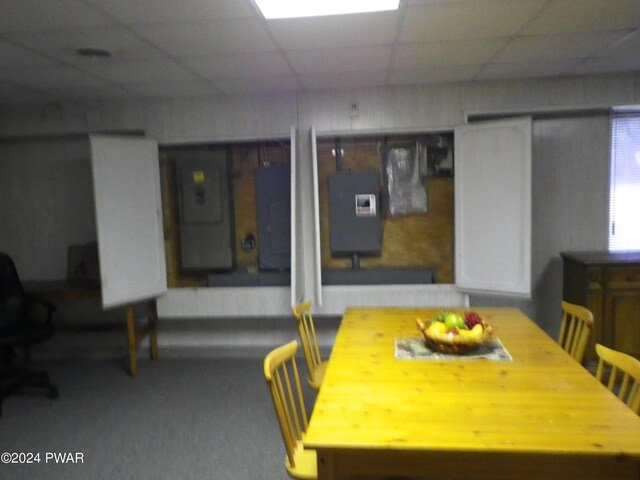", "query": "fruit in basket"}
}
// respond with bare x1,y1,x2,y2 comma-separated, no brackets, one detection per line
464,311,483,329
434,311,449,322
459,323,484,339
416,311,493,354
427,321,447,336
444,312,466,330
